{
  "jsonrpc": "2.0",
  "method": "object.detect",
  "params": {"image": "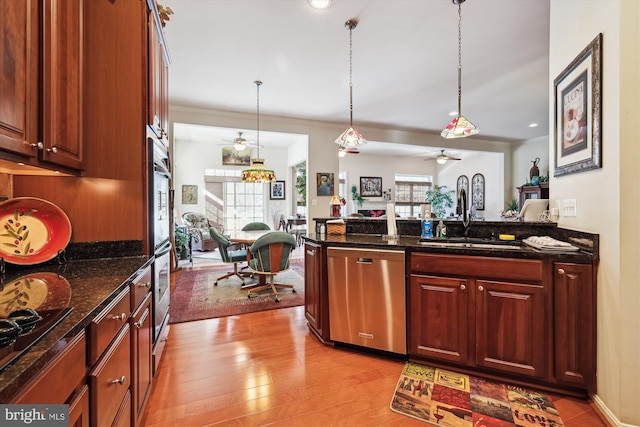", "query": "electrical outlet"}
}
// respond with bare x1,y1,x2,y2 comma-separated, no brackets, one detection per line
562,199,577,217
311,199,317,206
